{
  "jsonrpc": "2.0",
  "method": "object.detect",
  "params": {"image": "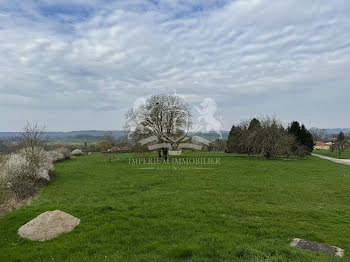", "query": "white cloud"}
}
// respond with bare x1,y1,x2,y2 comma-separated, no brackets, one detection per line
0,0,349,131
